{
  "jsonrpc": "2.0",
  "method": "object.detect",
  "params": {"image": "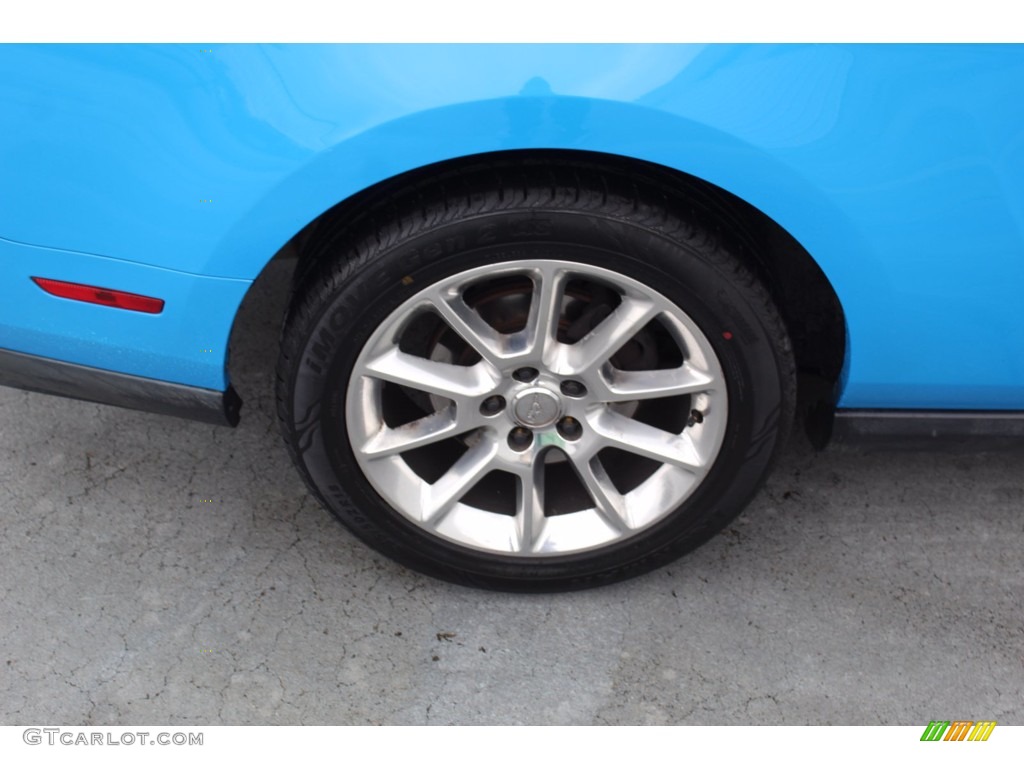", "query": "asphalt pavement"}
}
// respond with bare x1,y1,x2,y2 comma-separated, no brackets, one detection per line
1,259,1021,725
